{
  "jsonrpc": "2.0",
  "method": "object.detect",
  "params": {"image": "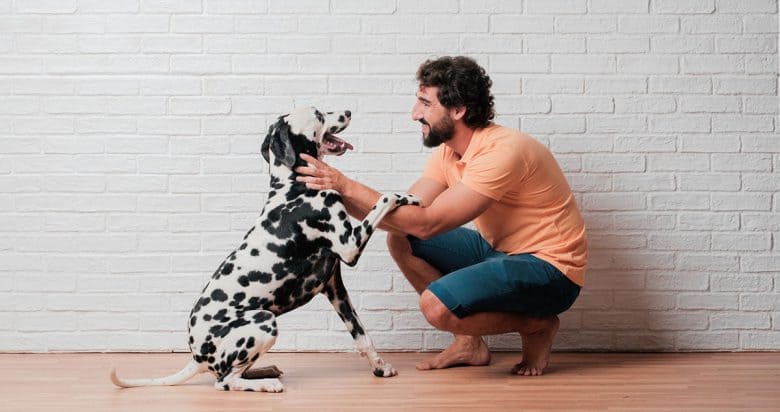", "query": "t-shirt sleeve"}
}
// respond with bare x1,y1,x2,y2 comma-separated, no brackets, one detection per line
421,147,448,186
461,143,527,201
